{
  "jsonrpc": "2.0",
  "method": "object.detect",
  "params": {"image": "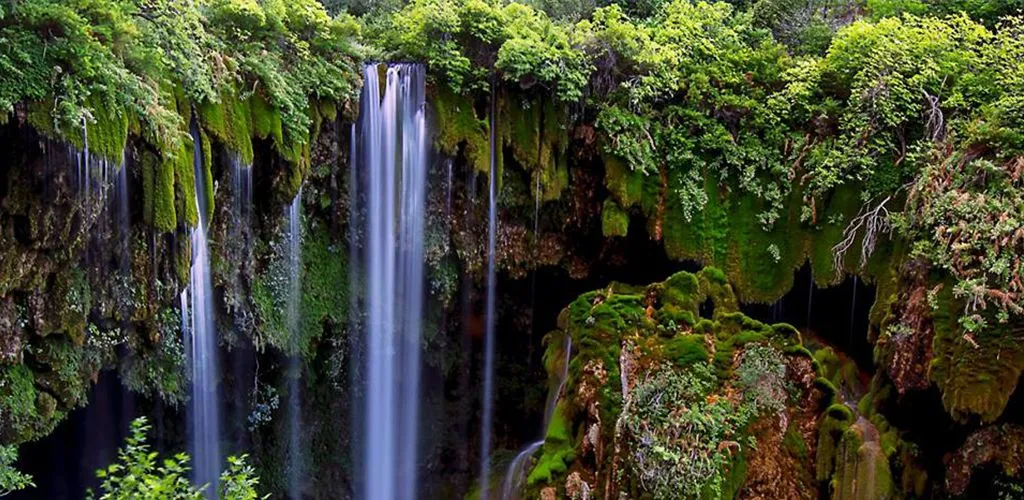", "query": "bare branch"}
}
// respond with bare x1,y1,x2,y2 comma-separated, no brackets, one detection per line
832,195,894,275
